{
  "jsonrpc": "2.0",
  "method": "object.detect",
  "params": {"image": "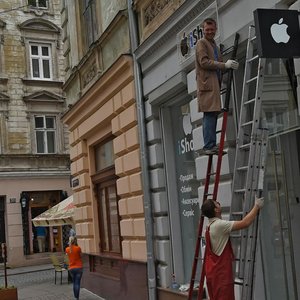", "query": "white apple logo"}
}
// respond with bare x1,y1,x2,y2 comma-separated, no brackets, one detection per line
270,18,290,44
182,113,192,135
